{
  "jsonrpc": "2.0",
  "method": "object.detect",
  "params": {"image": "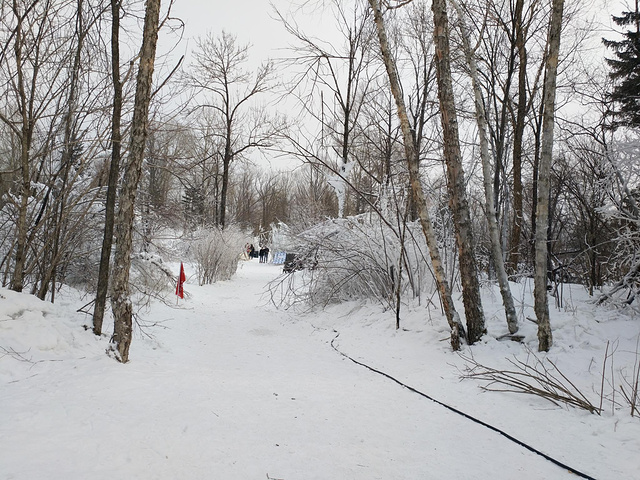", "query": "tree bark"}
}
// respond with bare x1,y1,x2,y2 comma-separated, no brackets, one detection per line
11,0,32,293
508,0,527,274
219,122,232,229
368,0,465,350
39,0,87,302
432,0,485,343
93,0,123,336
534,0,565,352
110,0,161,362
451,0,518,335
